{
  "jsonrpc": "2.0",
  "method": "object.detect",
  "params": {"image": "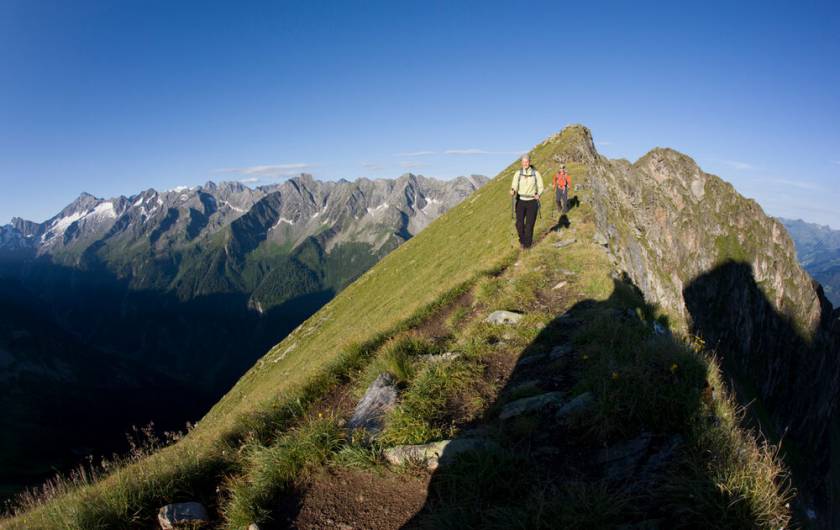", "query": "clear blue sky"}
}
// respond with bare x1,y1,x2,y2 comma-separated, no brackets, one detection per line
1,0,838,227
